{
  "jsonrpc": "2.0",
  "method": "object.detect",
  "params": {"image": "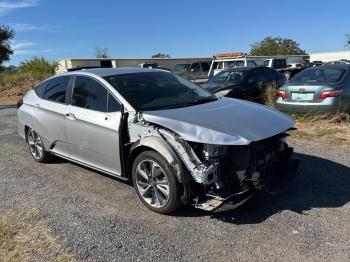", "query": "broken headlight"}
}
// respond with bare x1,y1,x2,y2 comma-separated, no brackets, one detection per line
215,89,231,98
202,144,228,161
